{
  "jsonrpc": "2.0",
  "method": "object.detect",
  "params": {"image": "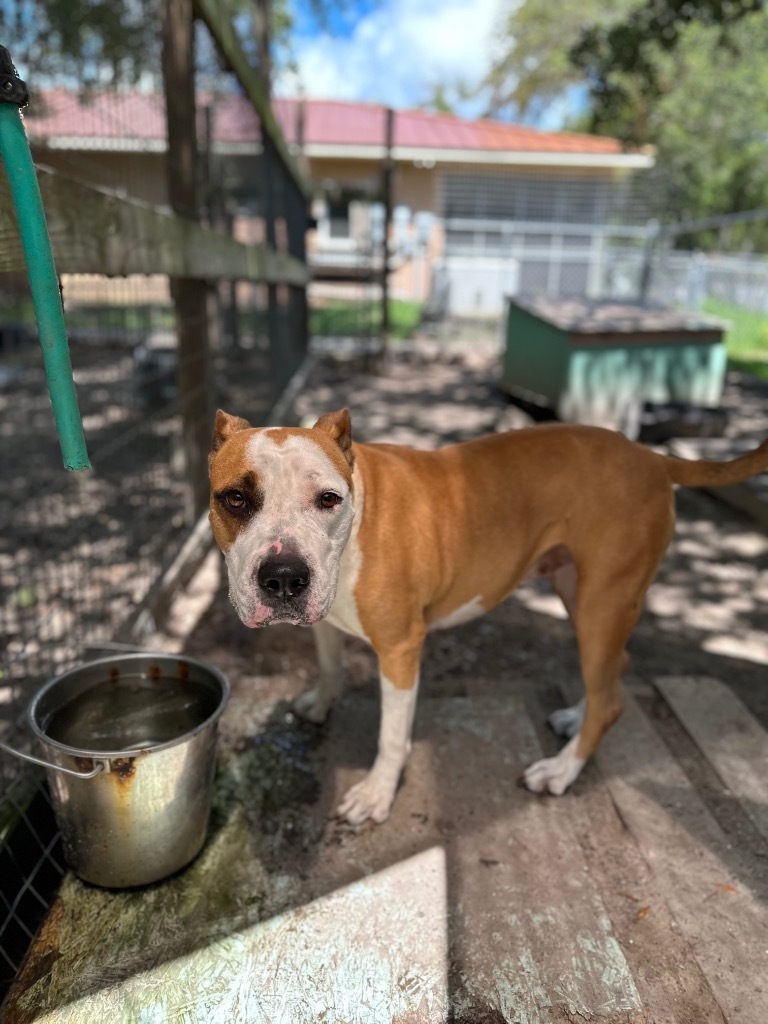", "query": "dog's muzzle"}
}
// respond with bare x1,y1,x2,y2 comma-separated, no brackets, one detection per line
256,553,311,608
